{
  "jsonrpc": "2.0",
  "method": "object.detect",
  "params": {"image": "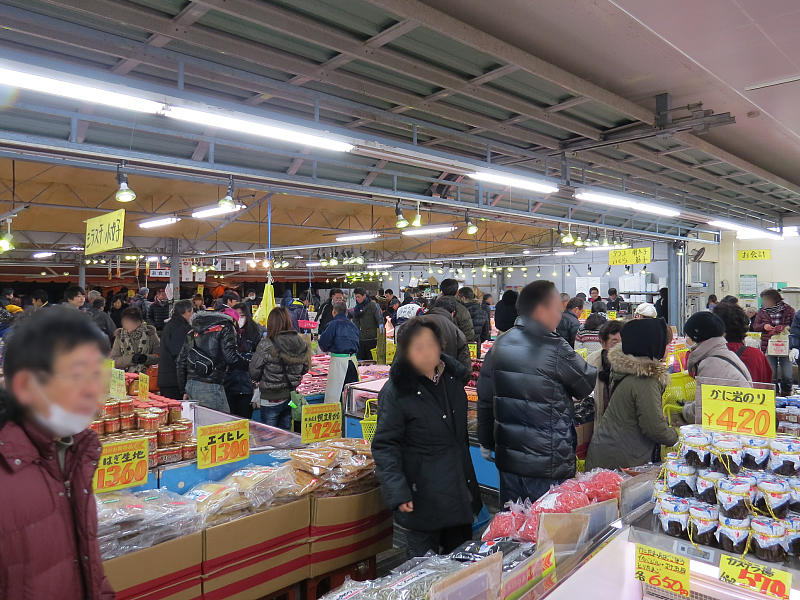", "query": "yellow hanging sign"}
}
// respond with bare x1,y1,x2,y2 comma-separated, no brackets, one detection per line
110,368,126,400
738,249,771,261
609,246,651,266
635,544,690,598
138,373,149,401
85,209,125,255
607,310,617,320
